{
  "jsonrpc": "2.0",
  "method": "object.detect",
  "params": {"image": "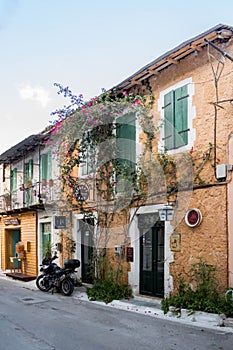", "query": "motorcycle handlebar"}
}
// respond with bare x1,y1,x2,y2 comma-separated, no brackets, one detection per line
41,253,58,265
